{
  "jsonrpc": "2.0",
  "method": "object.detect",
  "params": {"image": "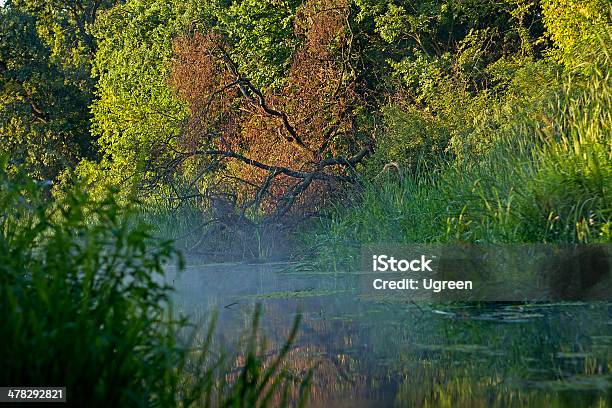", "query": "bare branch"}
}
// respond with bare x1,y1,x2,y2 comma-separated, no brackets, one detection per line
191,148,351,182
216,46,314,153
